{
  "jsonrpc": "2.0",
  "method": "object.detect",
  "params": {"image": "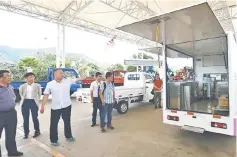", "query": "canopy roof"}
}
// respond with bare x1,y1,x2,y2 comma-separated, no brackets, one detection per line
0,0,236,47
119,2,229,61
